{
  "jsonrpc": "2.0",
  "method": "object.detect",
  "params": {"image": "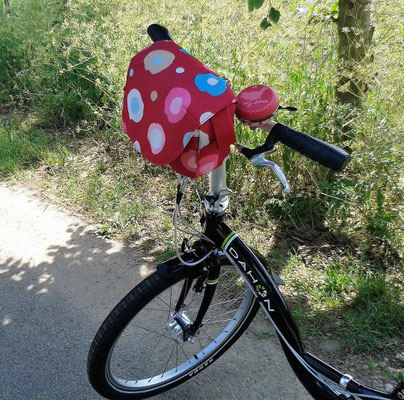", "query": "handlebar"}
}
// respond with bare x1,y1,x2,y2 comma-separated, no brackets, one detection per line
147,24,172,42
238,123,350,172
271,124,350,172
